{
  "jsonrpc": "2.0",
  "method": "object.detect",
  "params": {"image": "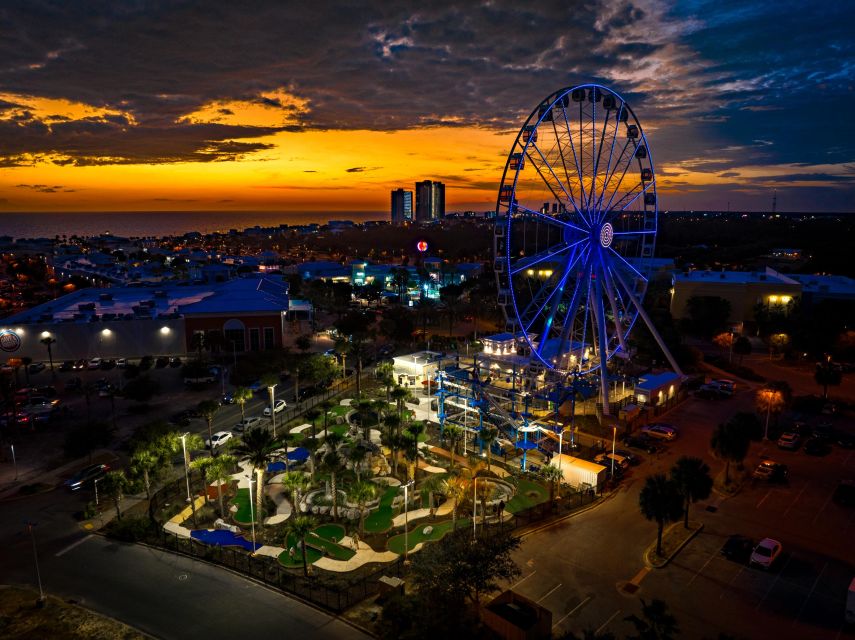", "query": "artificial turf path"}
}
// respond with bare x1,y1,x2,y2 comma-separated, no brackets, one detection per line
362,485,399,533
